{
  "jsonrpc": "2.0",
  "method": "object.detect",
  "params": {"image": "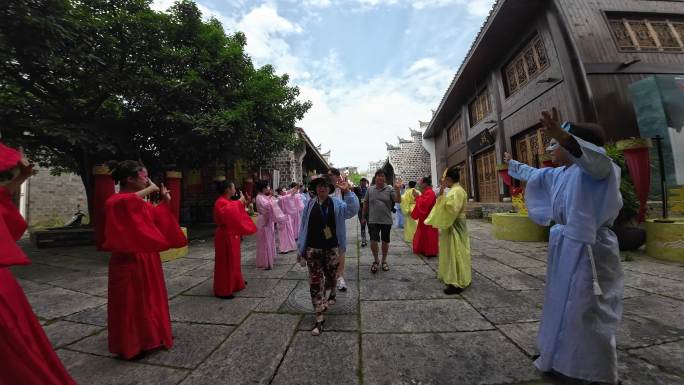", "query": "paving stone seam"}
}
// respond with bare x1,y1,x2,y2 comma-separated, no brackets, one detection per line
169,276,211,299
267,314,304,385
59,345,195,372
472,255,546,287
355,224,365,385
456,286,538,360
621,349,684,379
623,283,684,303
